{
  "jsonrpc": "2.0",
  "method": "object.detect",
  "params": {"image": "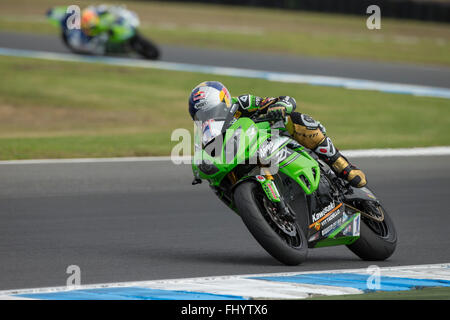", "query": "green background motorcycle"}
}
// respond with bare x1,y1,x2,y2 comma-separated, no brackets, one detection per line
192,104,397,265
47,6,160,60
